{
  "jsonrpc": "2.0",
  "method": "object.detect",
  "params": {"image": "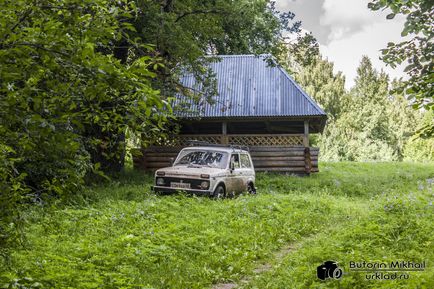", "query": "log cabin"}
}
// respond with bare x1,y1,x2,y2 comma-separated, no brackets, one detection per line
134,54,327,174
